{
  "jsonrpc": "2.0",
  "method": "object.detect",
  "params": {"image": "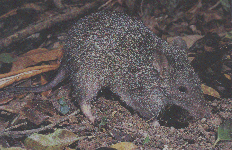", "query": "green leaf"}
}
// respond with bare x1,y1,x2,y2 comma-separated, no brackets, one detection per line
214,119,232,146
58,98,70,115
0,53,16,63
58,97,66,106
99,116,107,129
60,105,70,115
143,136,150,145
24,129,80,150
225,30,232,40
